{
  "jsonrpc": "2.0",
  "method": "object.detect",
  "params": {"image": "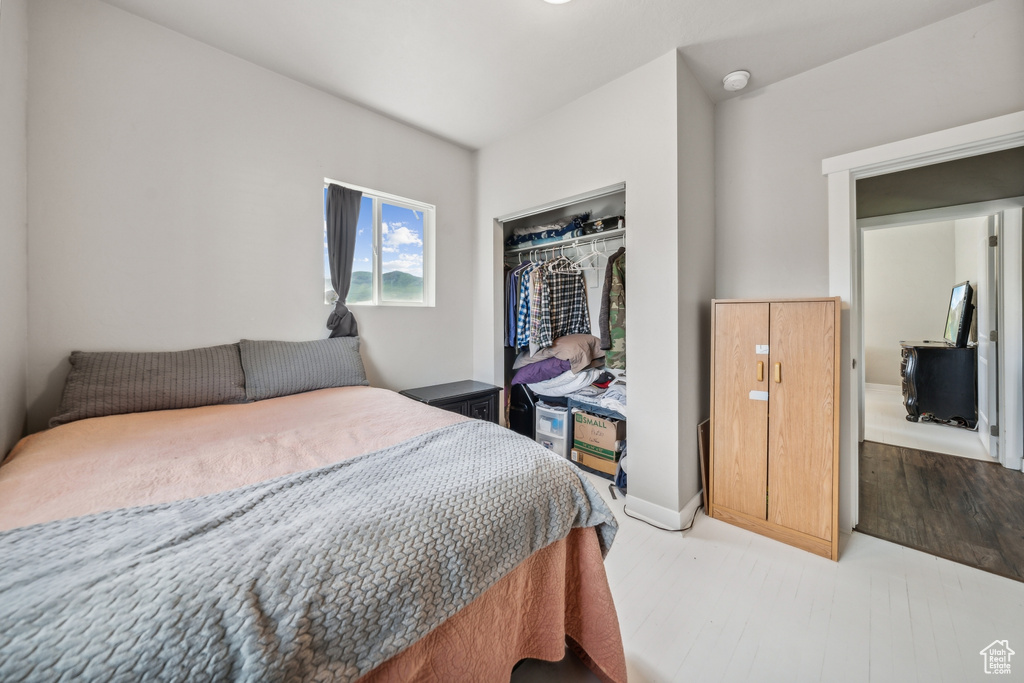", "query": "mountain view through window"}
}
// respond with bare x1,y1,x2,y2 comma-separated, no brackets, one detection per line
325,186,429,306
